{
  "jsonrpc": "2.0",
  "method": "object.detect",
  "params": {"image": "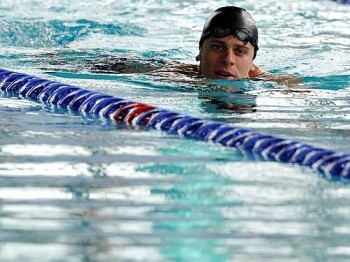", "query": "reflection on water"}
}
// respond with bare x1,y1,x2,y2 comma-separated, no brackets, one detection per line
3,126,350,261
